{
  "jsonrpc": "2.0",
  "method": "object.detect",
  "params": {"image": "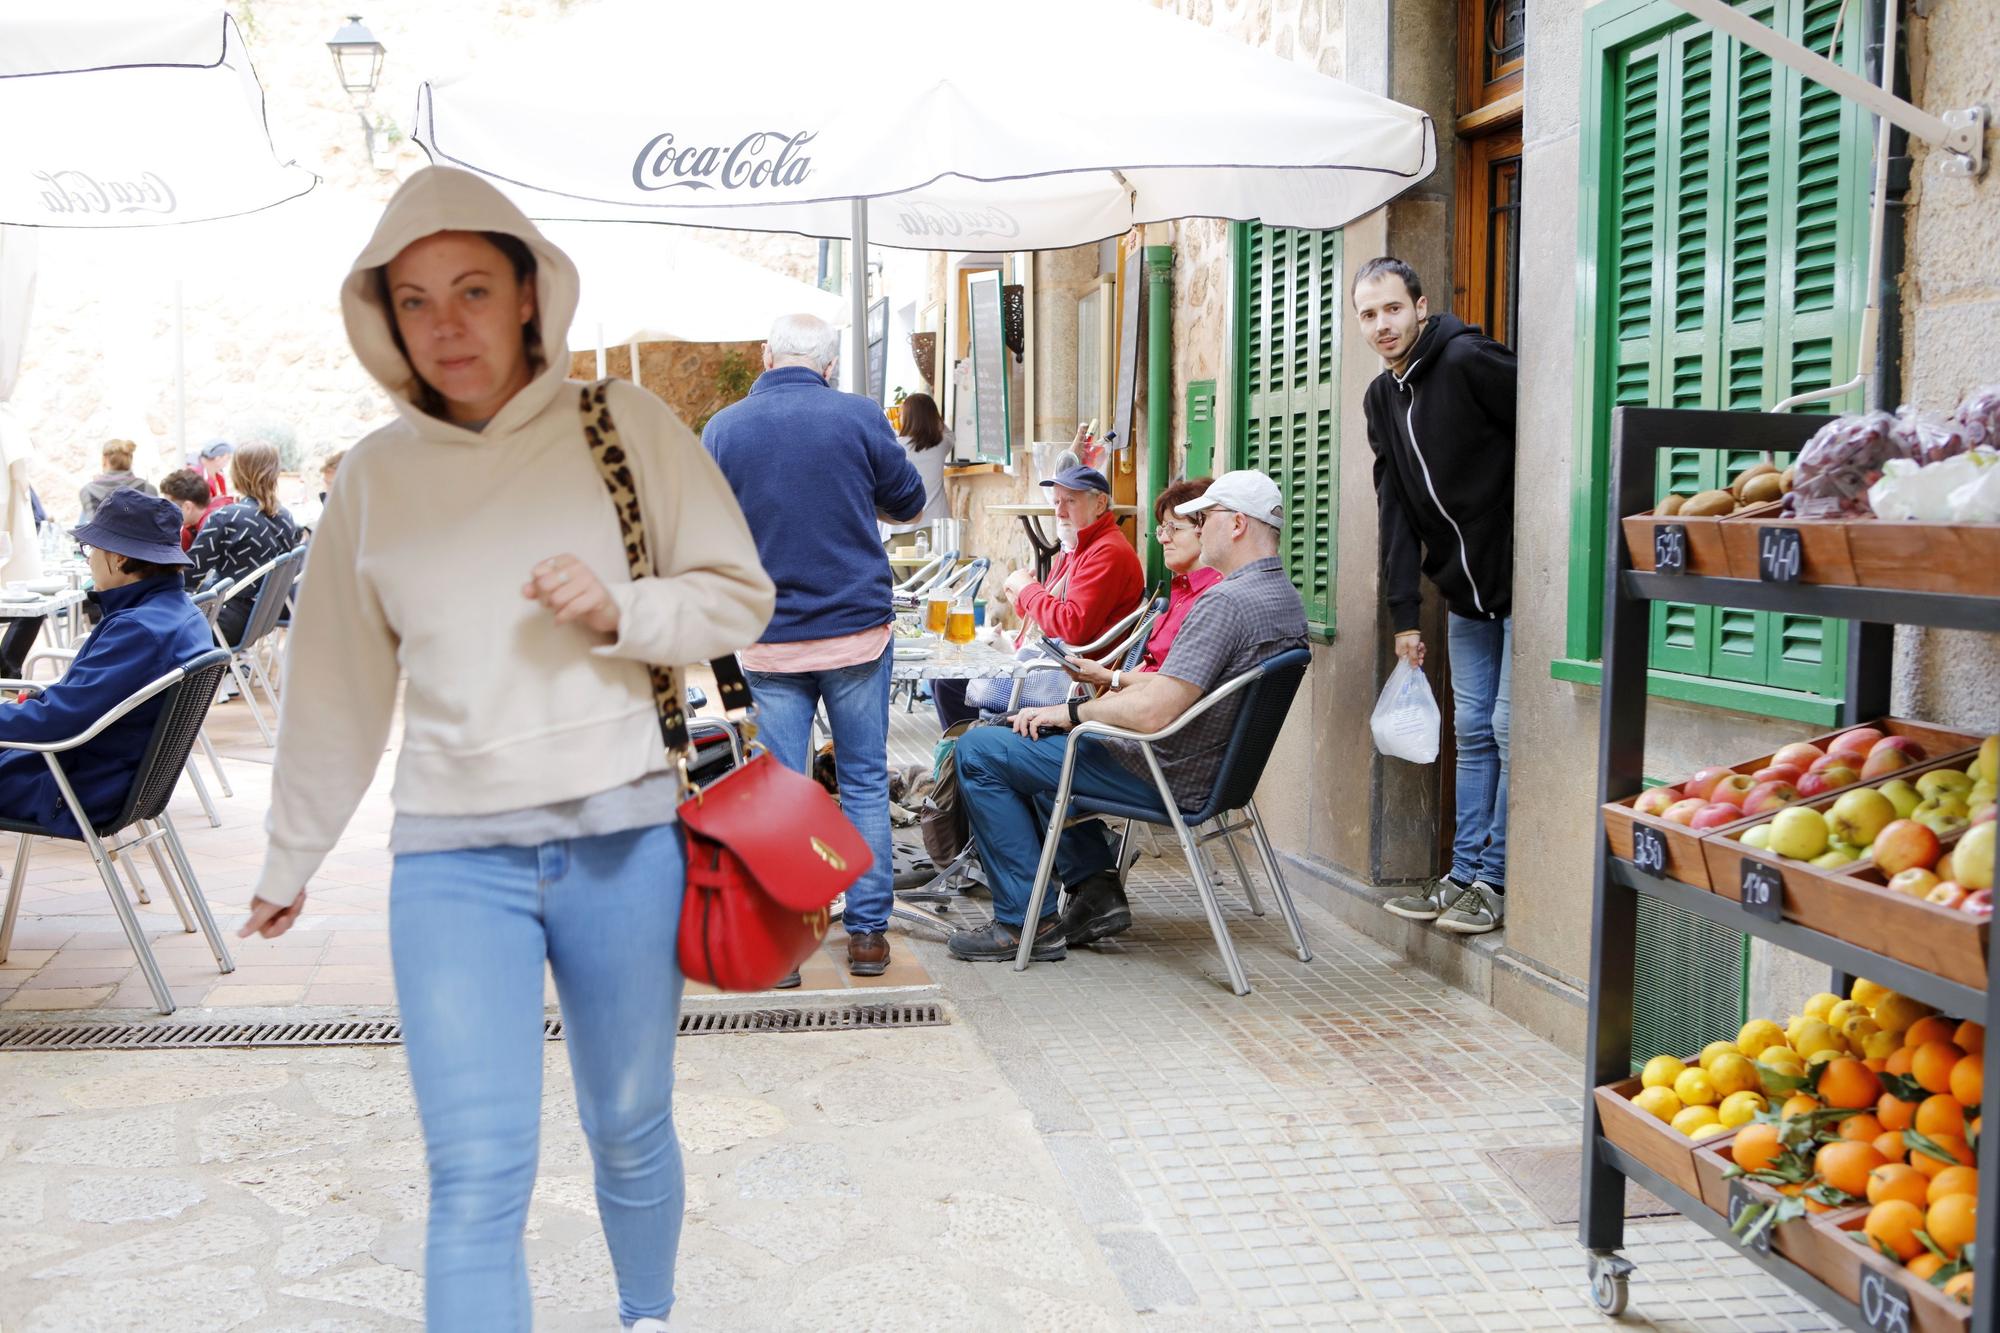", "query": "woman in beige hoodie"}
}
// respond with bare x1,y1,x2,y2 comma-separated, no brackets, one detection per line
238,168,774,1332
